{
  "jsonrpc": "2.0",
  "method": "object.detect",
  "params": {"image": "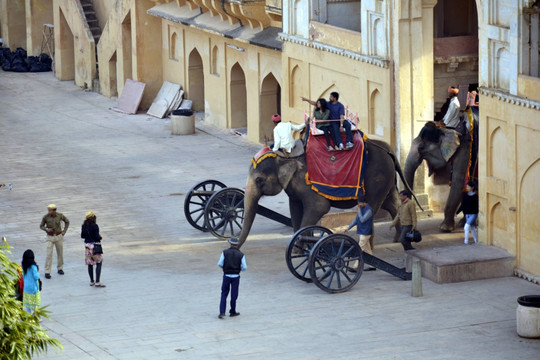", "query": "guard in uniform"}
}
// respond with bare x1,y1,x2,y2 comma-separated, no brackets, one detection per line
40,204,70,278
218,237,247,319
